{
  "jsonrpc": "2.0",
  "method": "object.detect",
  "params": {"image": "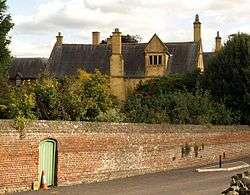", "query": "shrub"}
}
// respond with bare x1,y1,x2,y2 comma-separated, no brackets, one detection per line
7,81,37,120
